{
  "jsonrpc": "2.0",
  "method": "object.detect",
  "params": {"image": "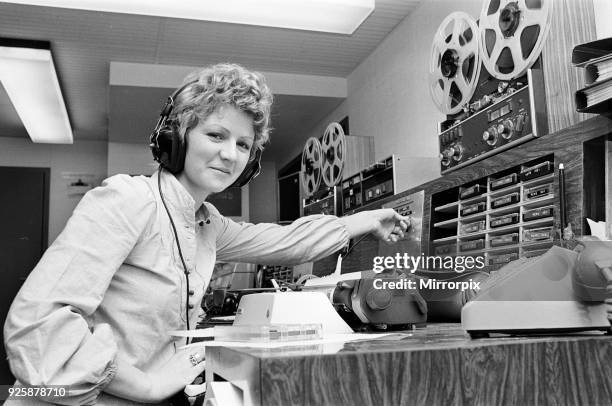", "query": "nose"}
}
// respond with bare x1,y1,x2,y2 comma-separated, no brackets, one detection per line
219,140,238,162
